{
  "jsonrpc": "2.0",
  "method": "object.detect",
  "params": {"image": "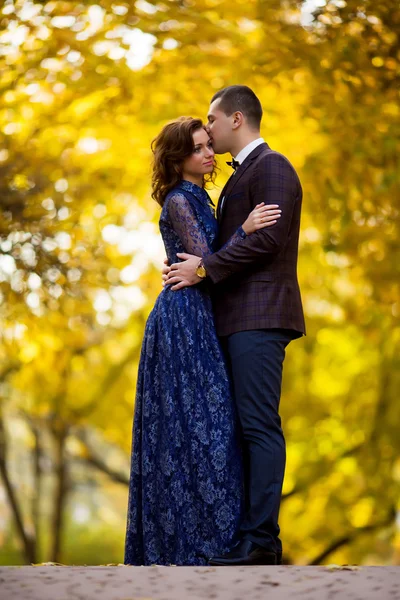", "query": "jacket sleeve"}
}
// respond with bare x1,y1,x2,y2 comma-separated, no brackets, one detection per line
203,153,300,284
